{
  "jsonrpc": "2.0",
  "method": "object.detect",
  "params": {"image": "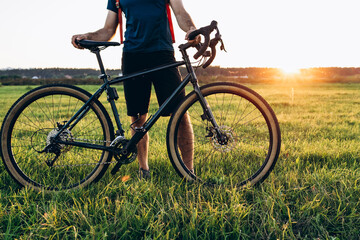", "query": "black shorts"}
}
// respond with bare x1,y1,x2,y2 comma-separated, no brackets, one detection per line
122,51,185,117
